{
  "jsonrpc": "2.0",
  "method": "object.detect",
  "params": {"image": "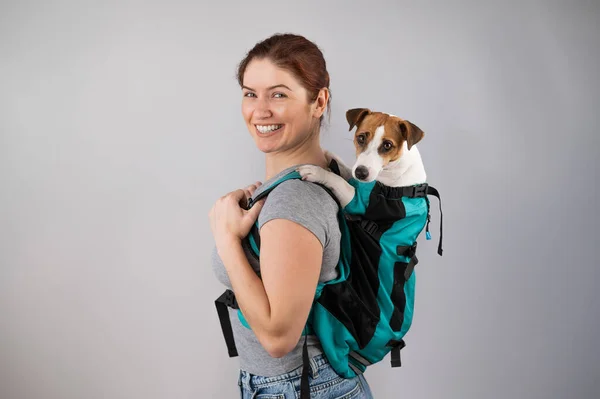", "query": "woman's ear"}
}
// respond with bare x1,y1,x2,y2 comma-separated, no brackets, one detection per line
312,88,329,118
